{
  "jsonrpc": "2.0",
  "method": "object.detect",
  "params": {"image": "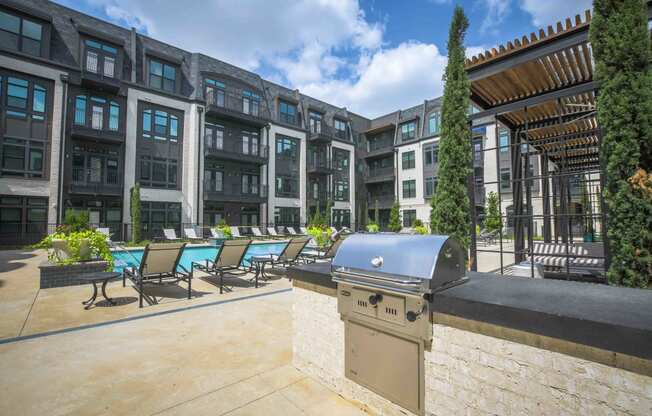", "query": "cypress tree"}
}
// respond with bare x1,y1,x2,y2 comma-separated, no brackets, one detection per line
590,0,652,287
130,183,141,243
484,191,502,234
430,6,472,251
388,200,402,232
